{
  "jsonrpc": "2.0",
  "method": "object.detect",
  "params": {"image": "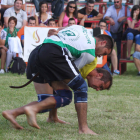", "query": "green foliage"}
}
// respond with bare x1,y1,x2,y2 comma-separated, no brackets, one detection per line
0,63,140,140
